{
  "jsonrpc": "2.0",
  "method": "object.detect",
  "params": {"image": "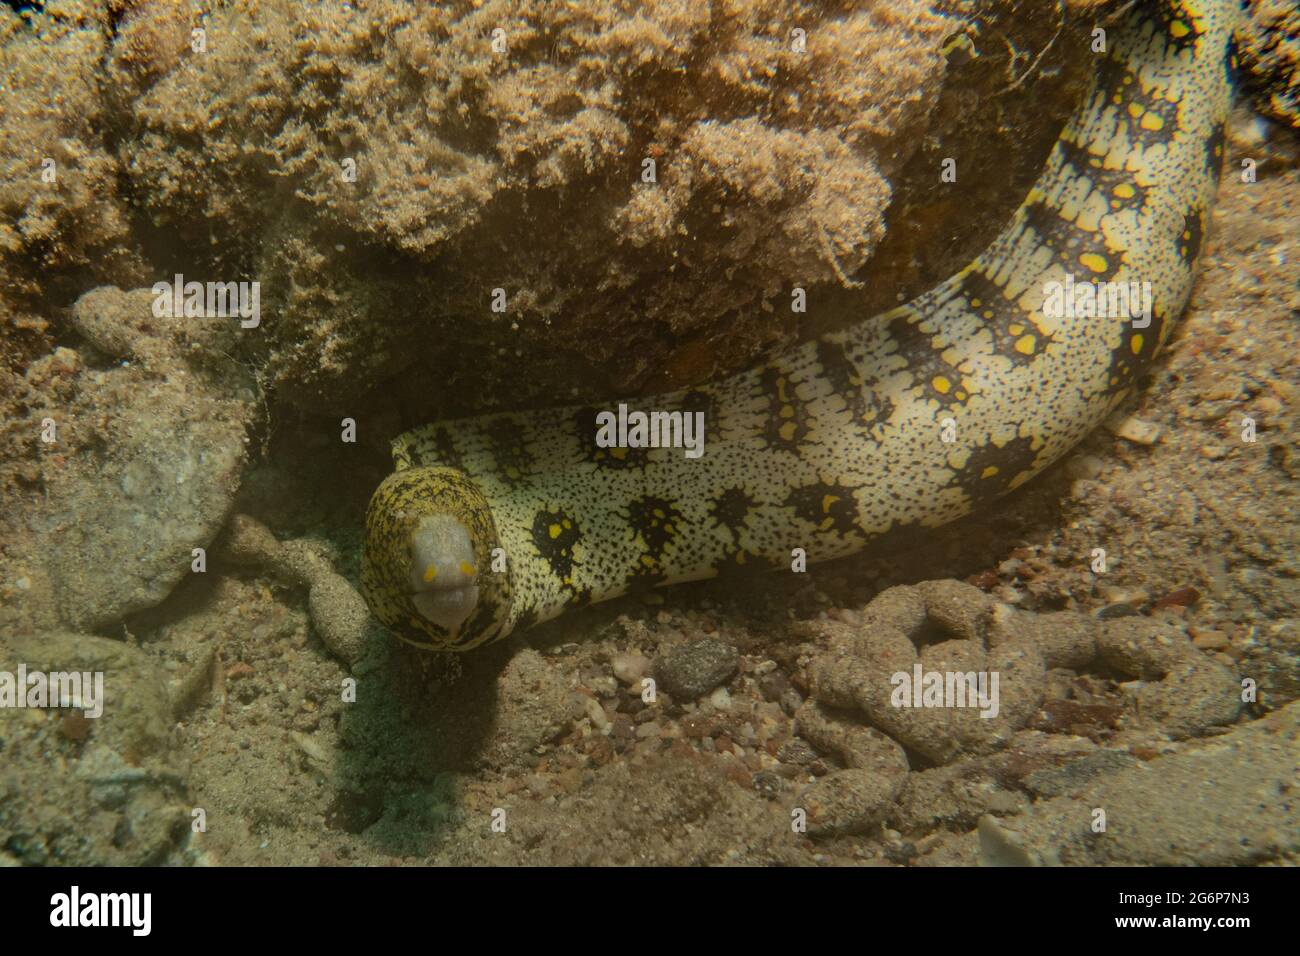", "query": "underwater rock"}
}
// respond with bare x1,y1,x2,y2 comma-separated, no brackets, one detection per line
41,287,255,631
1239,0,1300,128
114,0,965,416
480,648,586,771
0,9,143,303
974,699,1300,865
1019,749,1143,799
807,582,1250,765
1240,618,1300,710
798,767,902,836
808,582,1046,763
914,579,992,644
1097,618,1243,738
654,638,740,702
611,650,651,687
217,513,373,667
989,607,1098,670
0,630,192,865
44,397,248,630
795,698,909,774
892,761,1030,837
